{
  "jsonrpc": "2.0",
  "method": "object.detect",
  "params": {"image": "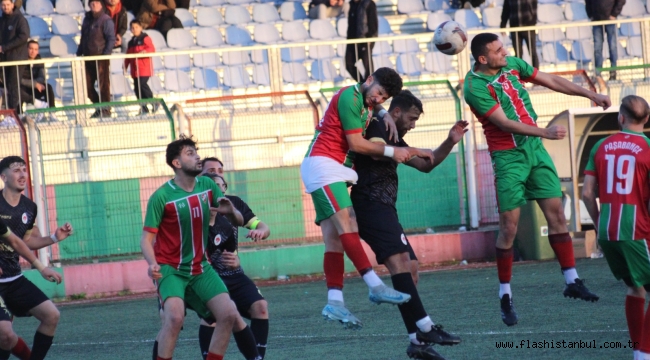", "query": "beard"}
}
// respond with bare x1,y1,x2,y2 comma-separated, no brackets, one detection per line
181,165,202,177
